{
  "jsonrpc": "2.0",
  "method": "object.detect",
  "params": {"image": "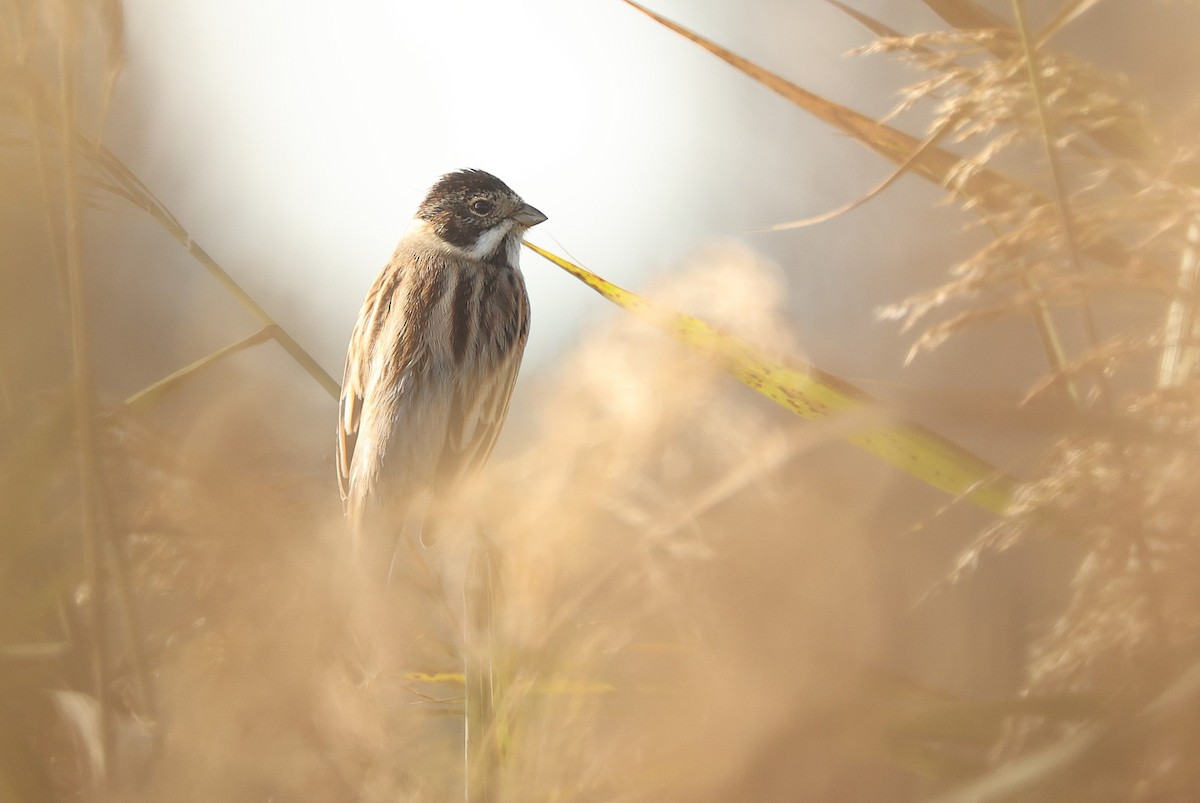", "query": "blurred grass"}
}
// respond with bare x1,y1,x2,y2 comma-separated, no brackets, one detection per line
623,1,1200,799
5,0,1200,800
